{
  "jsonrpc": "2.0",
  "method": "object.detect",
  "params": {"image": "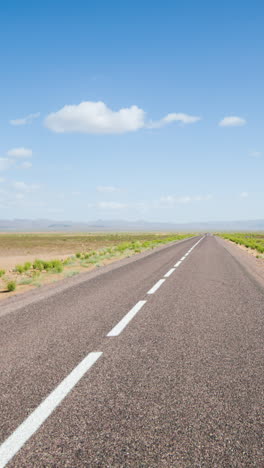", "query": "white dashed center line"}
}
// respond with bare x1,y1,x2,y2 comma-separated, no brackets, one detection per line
164,268,175,278
107,300,147,337
0,352,102,468
147,278,166,295
0,236,206,468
